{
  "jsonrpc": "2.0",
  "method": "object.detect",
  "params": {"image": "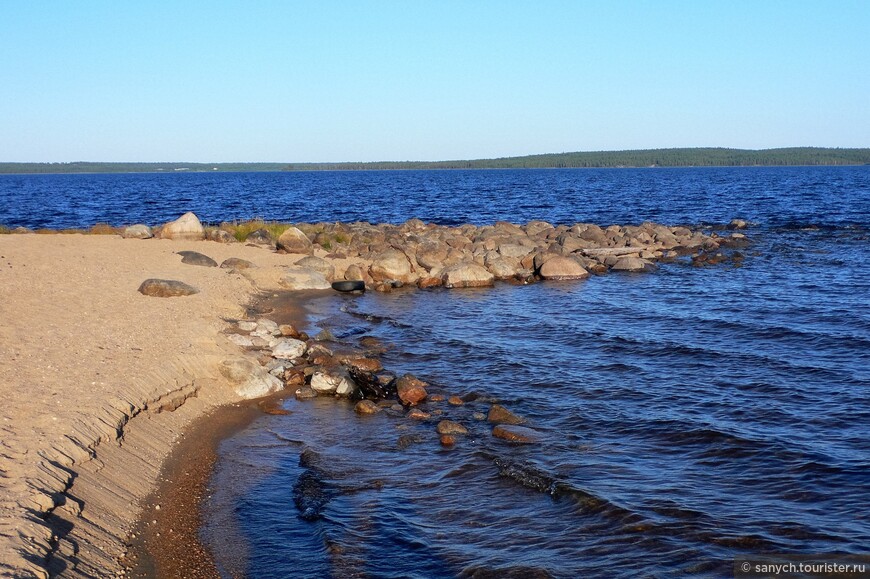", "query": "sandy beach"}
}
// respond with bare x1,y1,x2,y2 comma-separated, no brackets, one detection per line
0,233,310,578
